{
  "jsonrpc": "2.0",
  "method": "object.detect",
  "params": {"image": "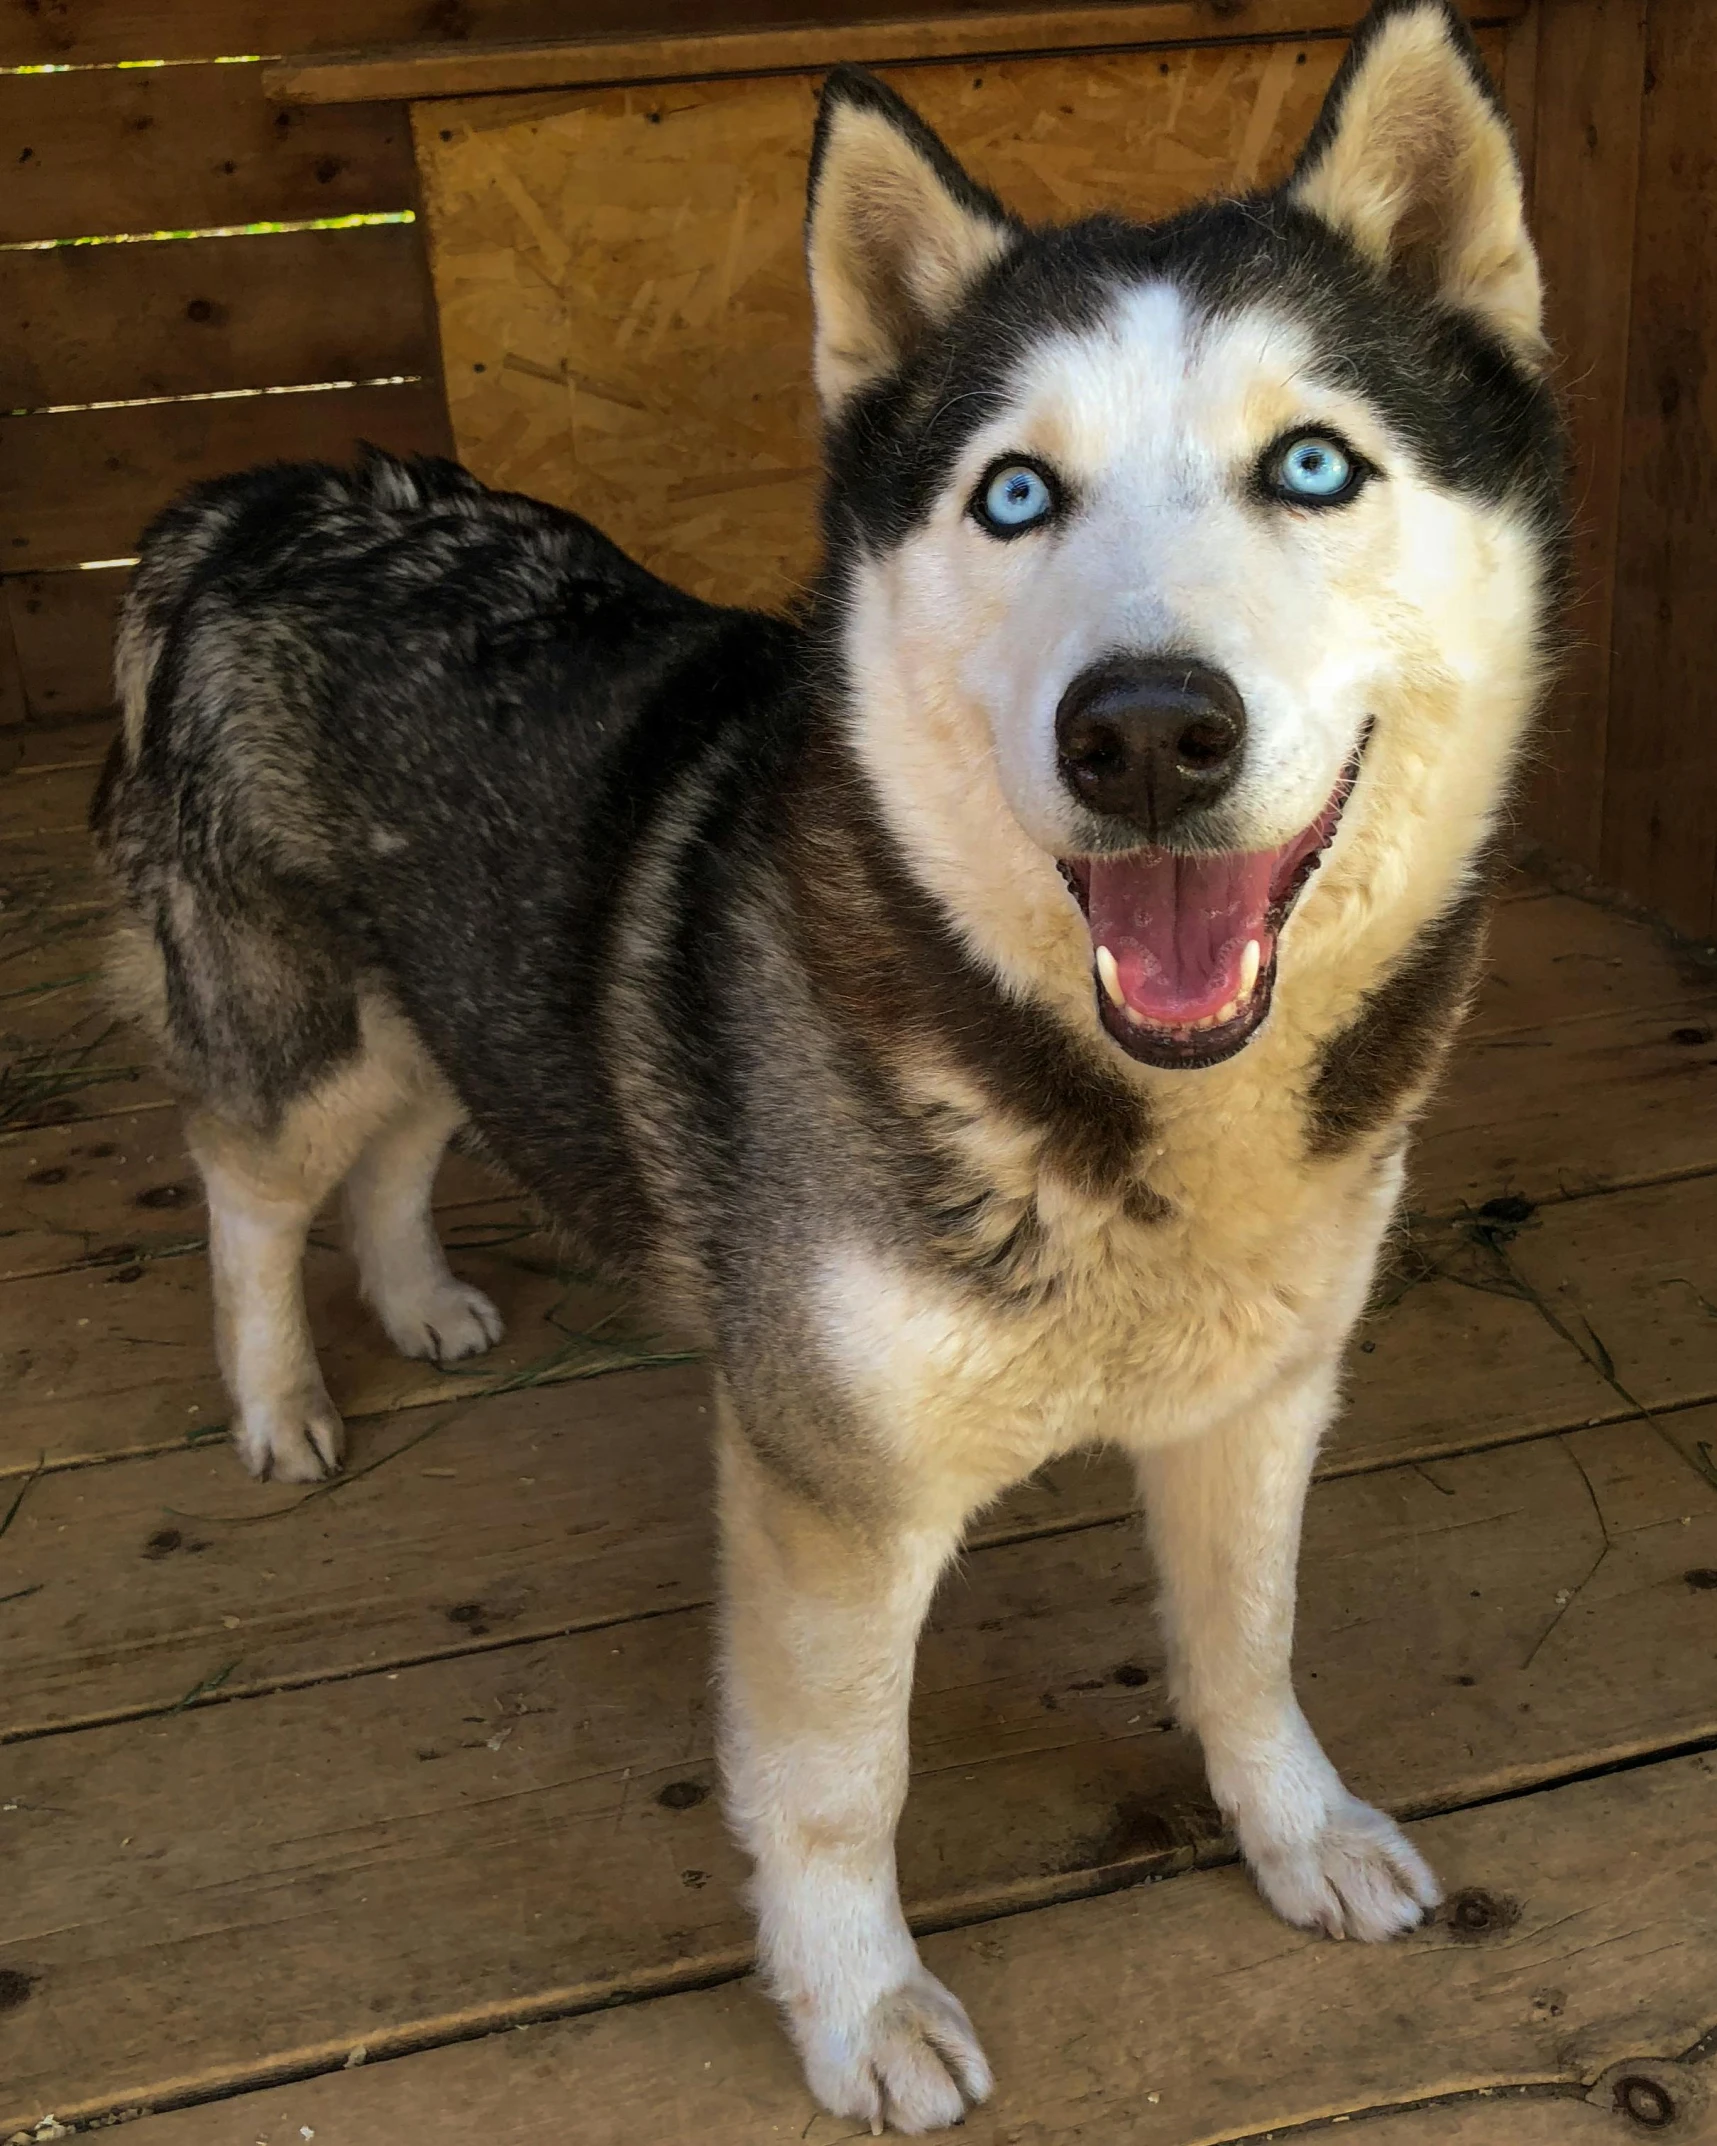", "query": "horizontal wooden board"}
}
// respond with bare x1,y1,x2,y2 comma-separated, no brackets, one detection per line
0,713,116,772
0,223,435,412
1413,993,1717,1209
2,565,126,724
0,0,1516,68
0,1108,505,1283
273,0,1520,103
0,63,416,246
0,1194,701,1476
0,379,451,573
110,1754,1716,2146
2,1420,1711,2129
